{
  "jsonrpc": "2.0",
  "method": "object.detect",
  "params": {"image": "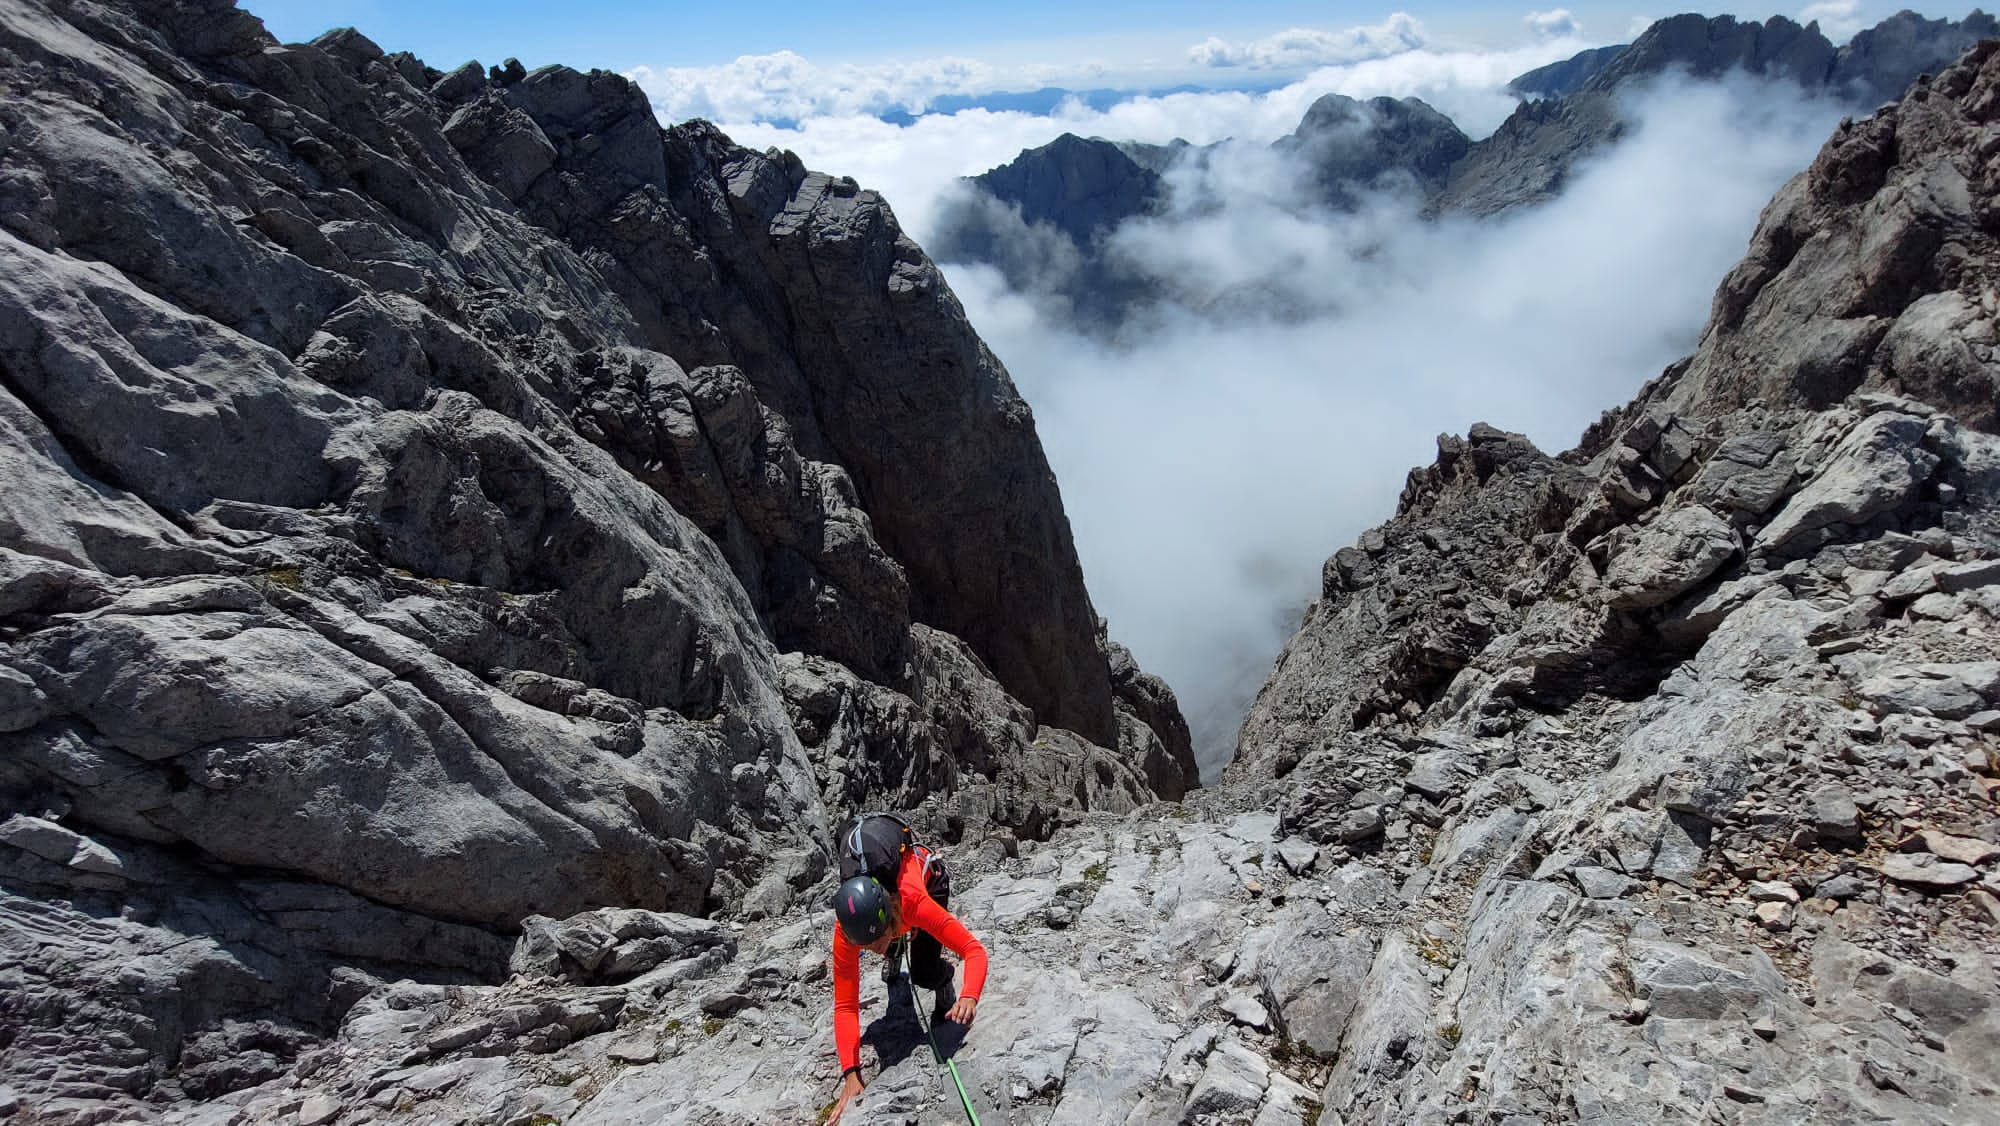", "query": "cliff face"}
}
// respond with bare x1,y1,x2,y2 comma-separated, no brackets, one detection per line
1232,38,2000,1125
0,0,1192,1112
